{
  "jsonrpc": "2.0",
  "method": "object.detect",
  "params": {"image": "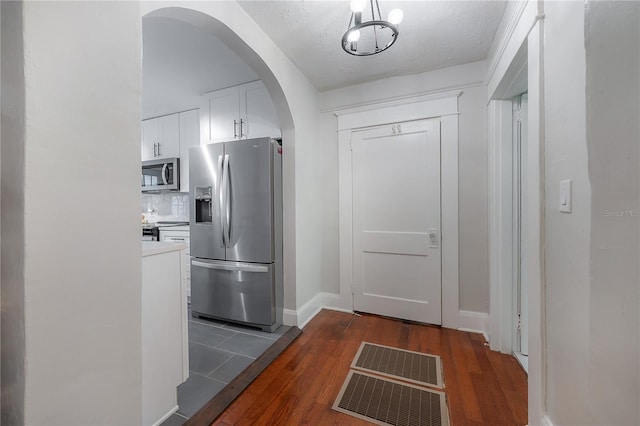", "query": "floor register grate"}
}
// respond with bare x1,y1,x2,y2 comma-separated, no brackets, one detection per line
332,370,450,426
351,342,444,389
